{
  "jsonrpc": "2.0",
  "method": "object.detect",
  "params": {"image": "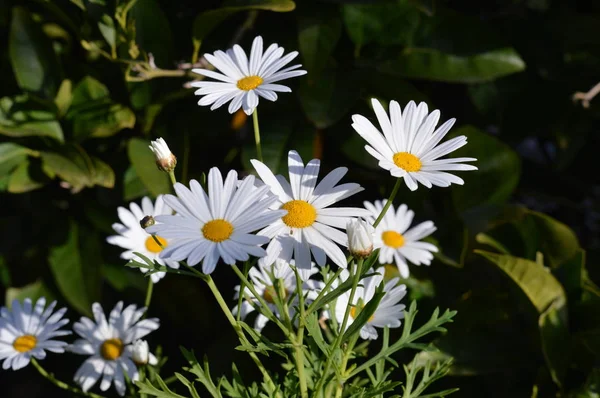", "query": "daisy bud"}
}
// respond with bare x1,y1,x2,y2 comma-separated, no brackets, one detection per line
132,340,151,365
347,218,374,258
149,138,177,173
140,215,155,229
